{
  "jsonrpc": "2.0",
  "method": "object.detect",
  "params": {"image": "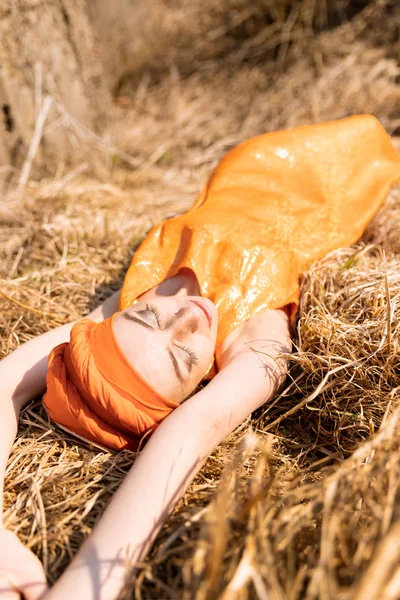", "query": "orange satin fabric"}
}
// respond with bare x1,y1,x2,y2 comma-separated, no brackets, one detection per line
43,313,178,451
120,115,400,348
